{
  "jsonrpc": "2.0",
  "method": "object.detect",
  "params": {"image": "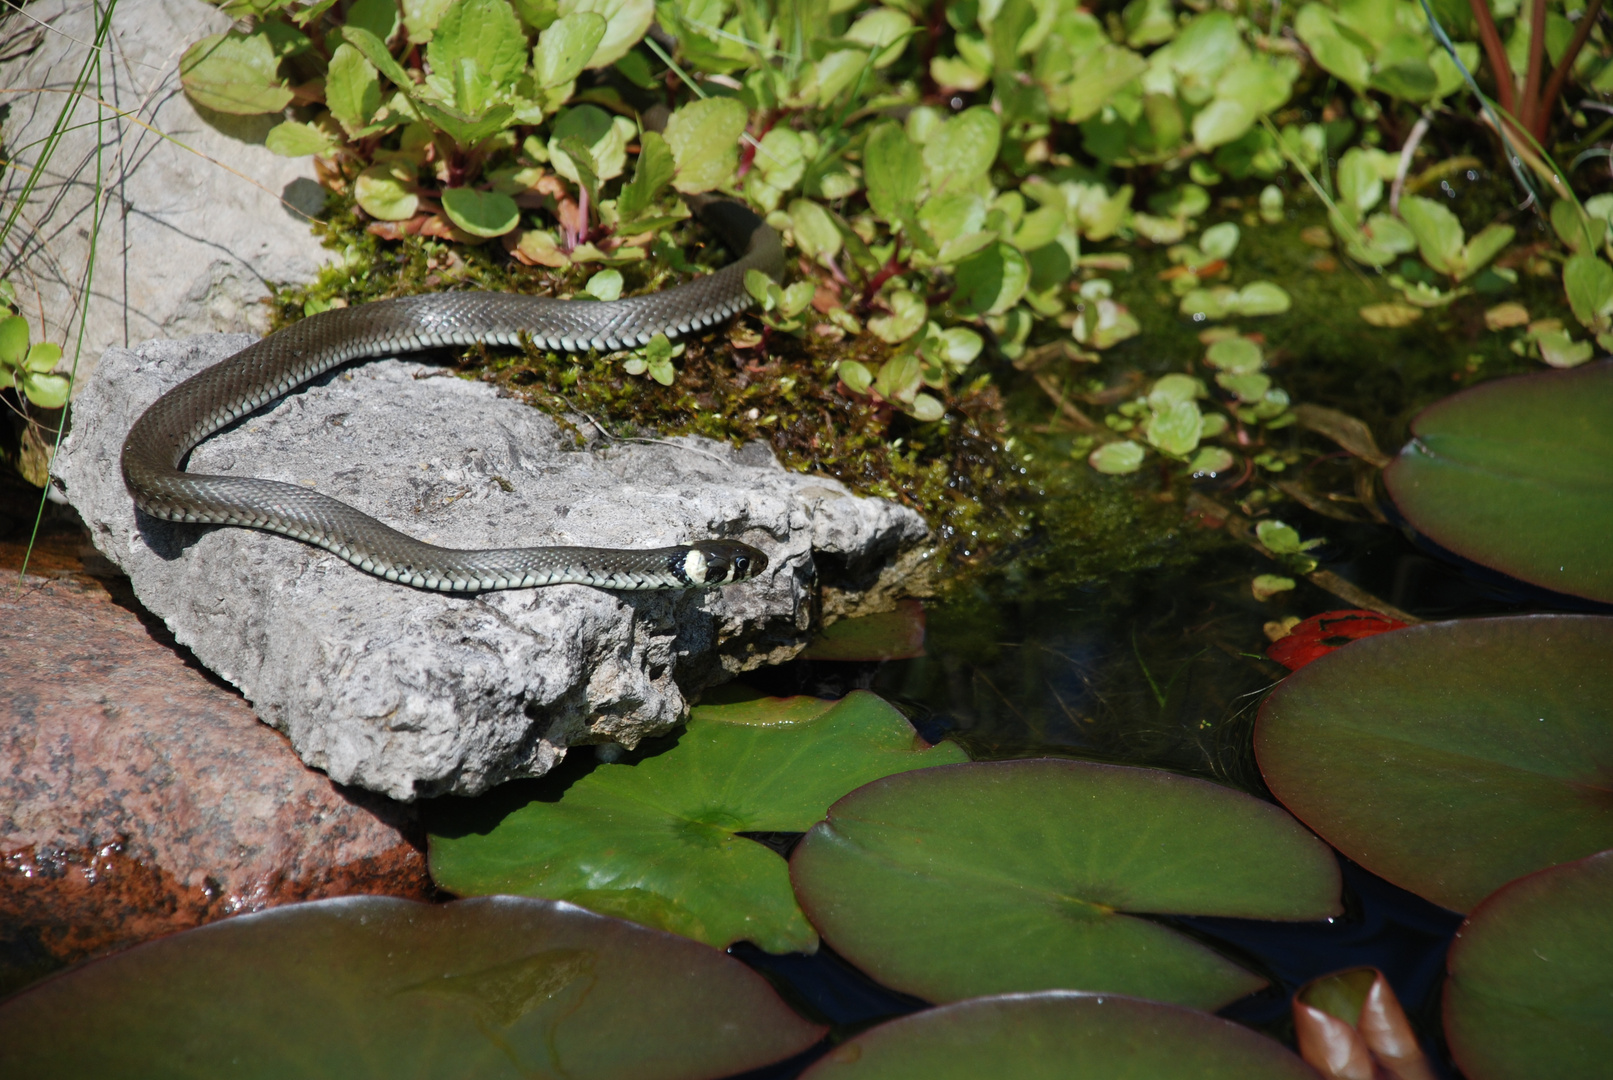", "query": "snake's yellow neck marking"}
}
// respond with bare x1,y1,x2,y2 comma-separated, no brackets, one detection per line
683,548,709,585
